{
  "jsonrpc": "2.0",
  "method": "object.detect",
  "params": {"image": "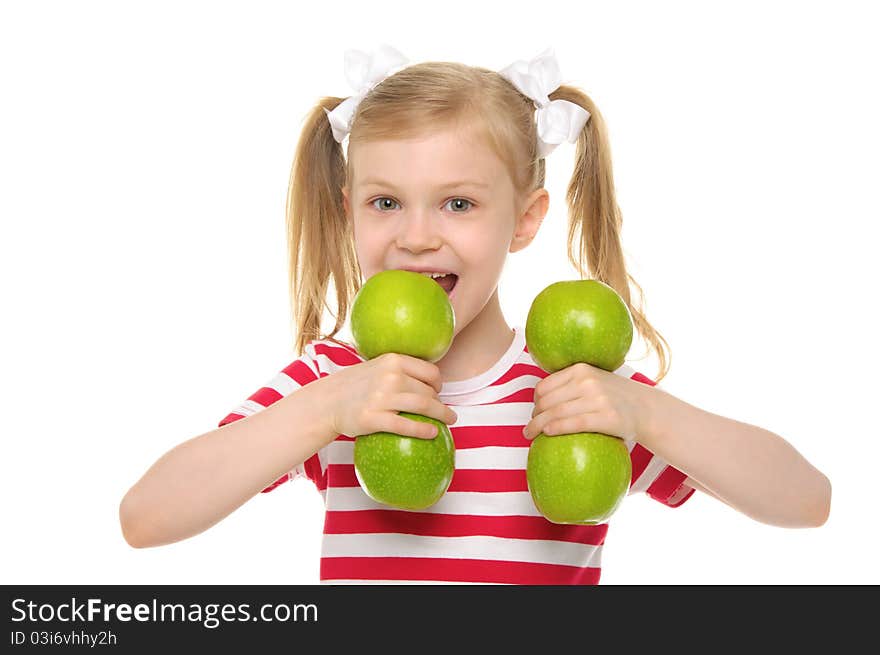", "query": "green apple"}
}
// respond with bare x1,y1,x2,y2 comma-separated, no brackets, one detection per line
350,269,457,510
354,412,456,510
527,432,631,524
525,279,634,524
351,269,455,362
526,279,633,374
